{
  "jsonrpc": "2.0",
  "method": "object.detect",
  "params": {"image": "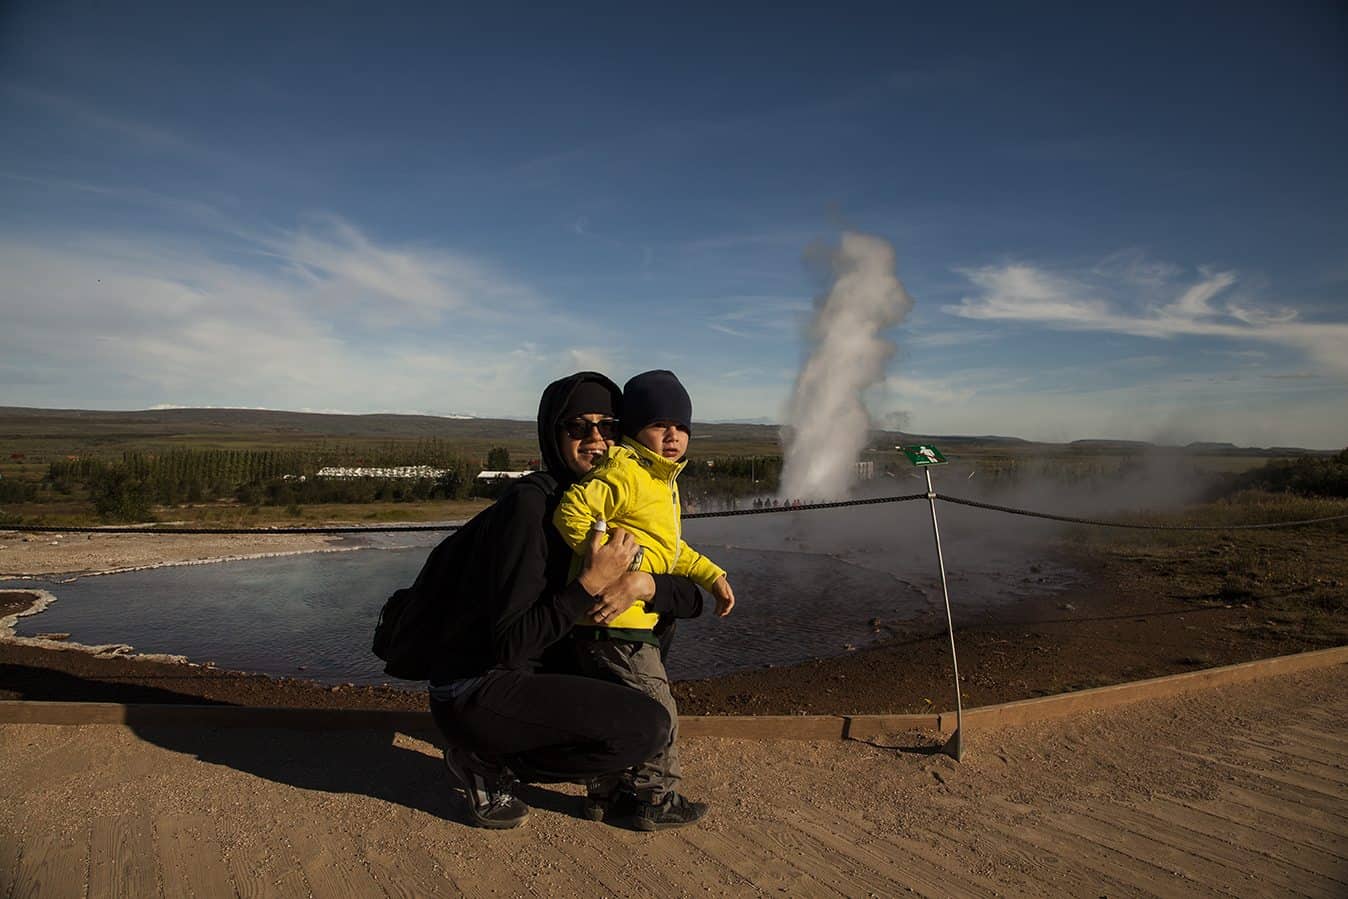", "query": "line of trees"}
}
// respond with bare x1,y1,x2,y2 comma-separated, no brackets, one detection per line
236,469,477,508
679,455,783,504
16,445,803,522
49,449,315,500
41,446,490,521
